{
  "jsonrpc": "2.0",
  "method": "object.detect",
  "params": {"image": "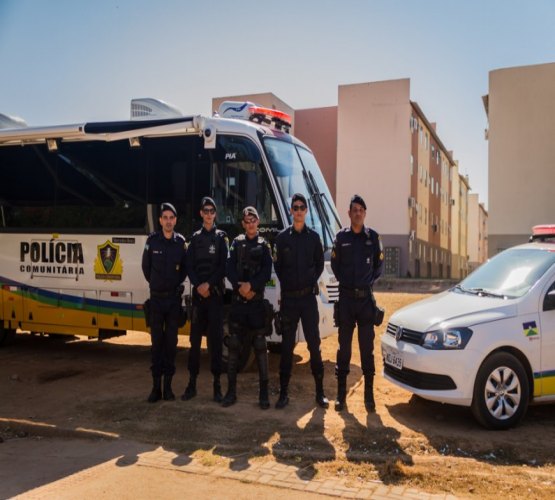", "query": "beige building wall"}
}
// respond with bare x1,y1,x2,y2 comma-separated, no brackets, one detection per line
468,193,488,272
336,79,411,233
486,62,555,255
450,163,462,279
295,107,338,201
211,93,295,134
